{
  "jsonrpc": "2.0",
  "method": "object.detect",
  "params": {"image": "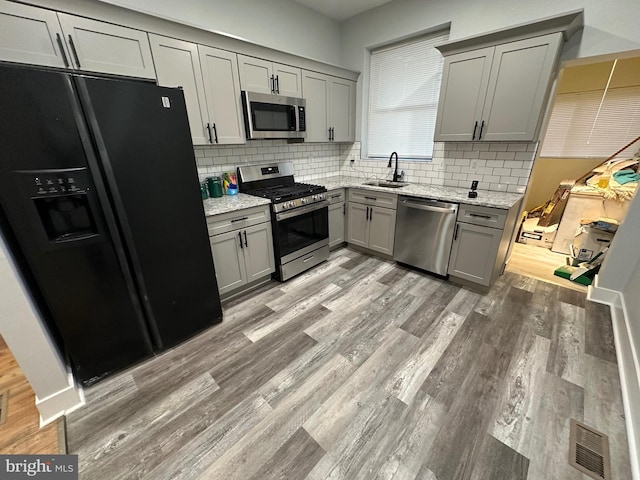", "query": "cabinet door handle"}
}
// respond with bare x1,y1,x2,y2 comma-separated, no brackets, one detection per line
370,207,373,221
56,34,69,68
330,194,342,199
68,35,81,68
270,75,275,94
328,127,332,141
238,231,243,249
343,203,345,215
243,230,248,247
454,223,459,240
212,123,219,143
231,216,249,223
206,123,213,143
275,75,280,94
469,213,491,219
365,206,369,221
479,120,485,140
472,121,478,140
364,196,377,201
